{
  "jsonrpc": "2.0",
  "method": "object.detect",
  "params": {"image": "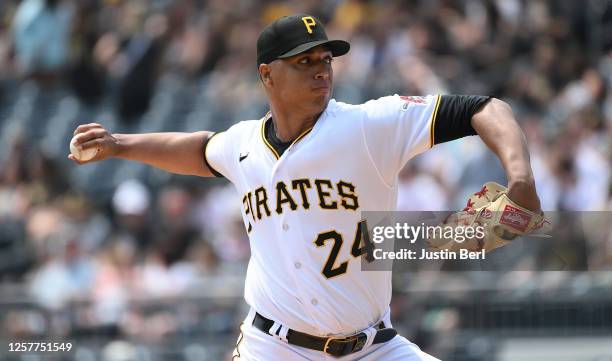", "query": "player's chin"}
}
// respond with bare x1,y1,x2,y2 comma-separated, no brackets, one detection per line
310,90,332,107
